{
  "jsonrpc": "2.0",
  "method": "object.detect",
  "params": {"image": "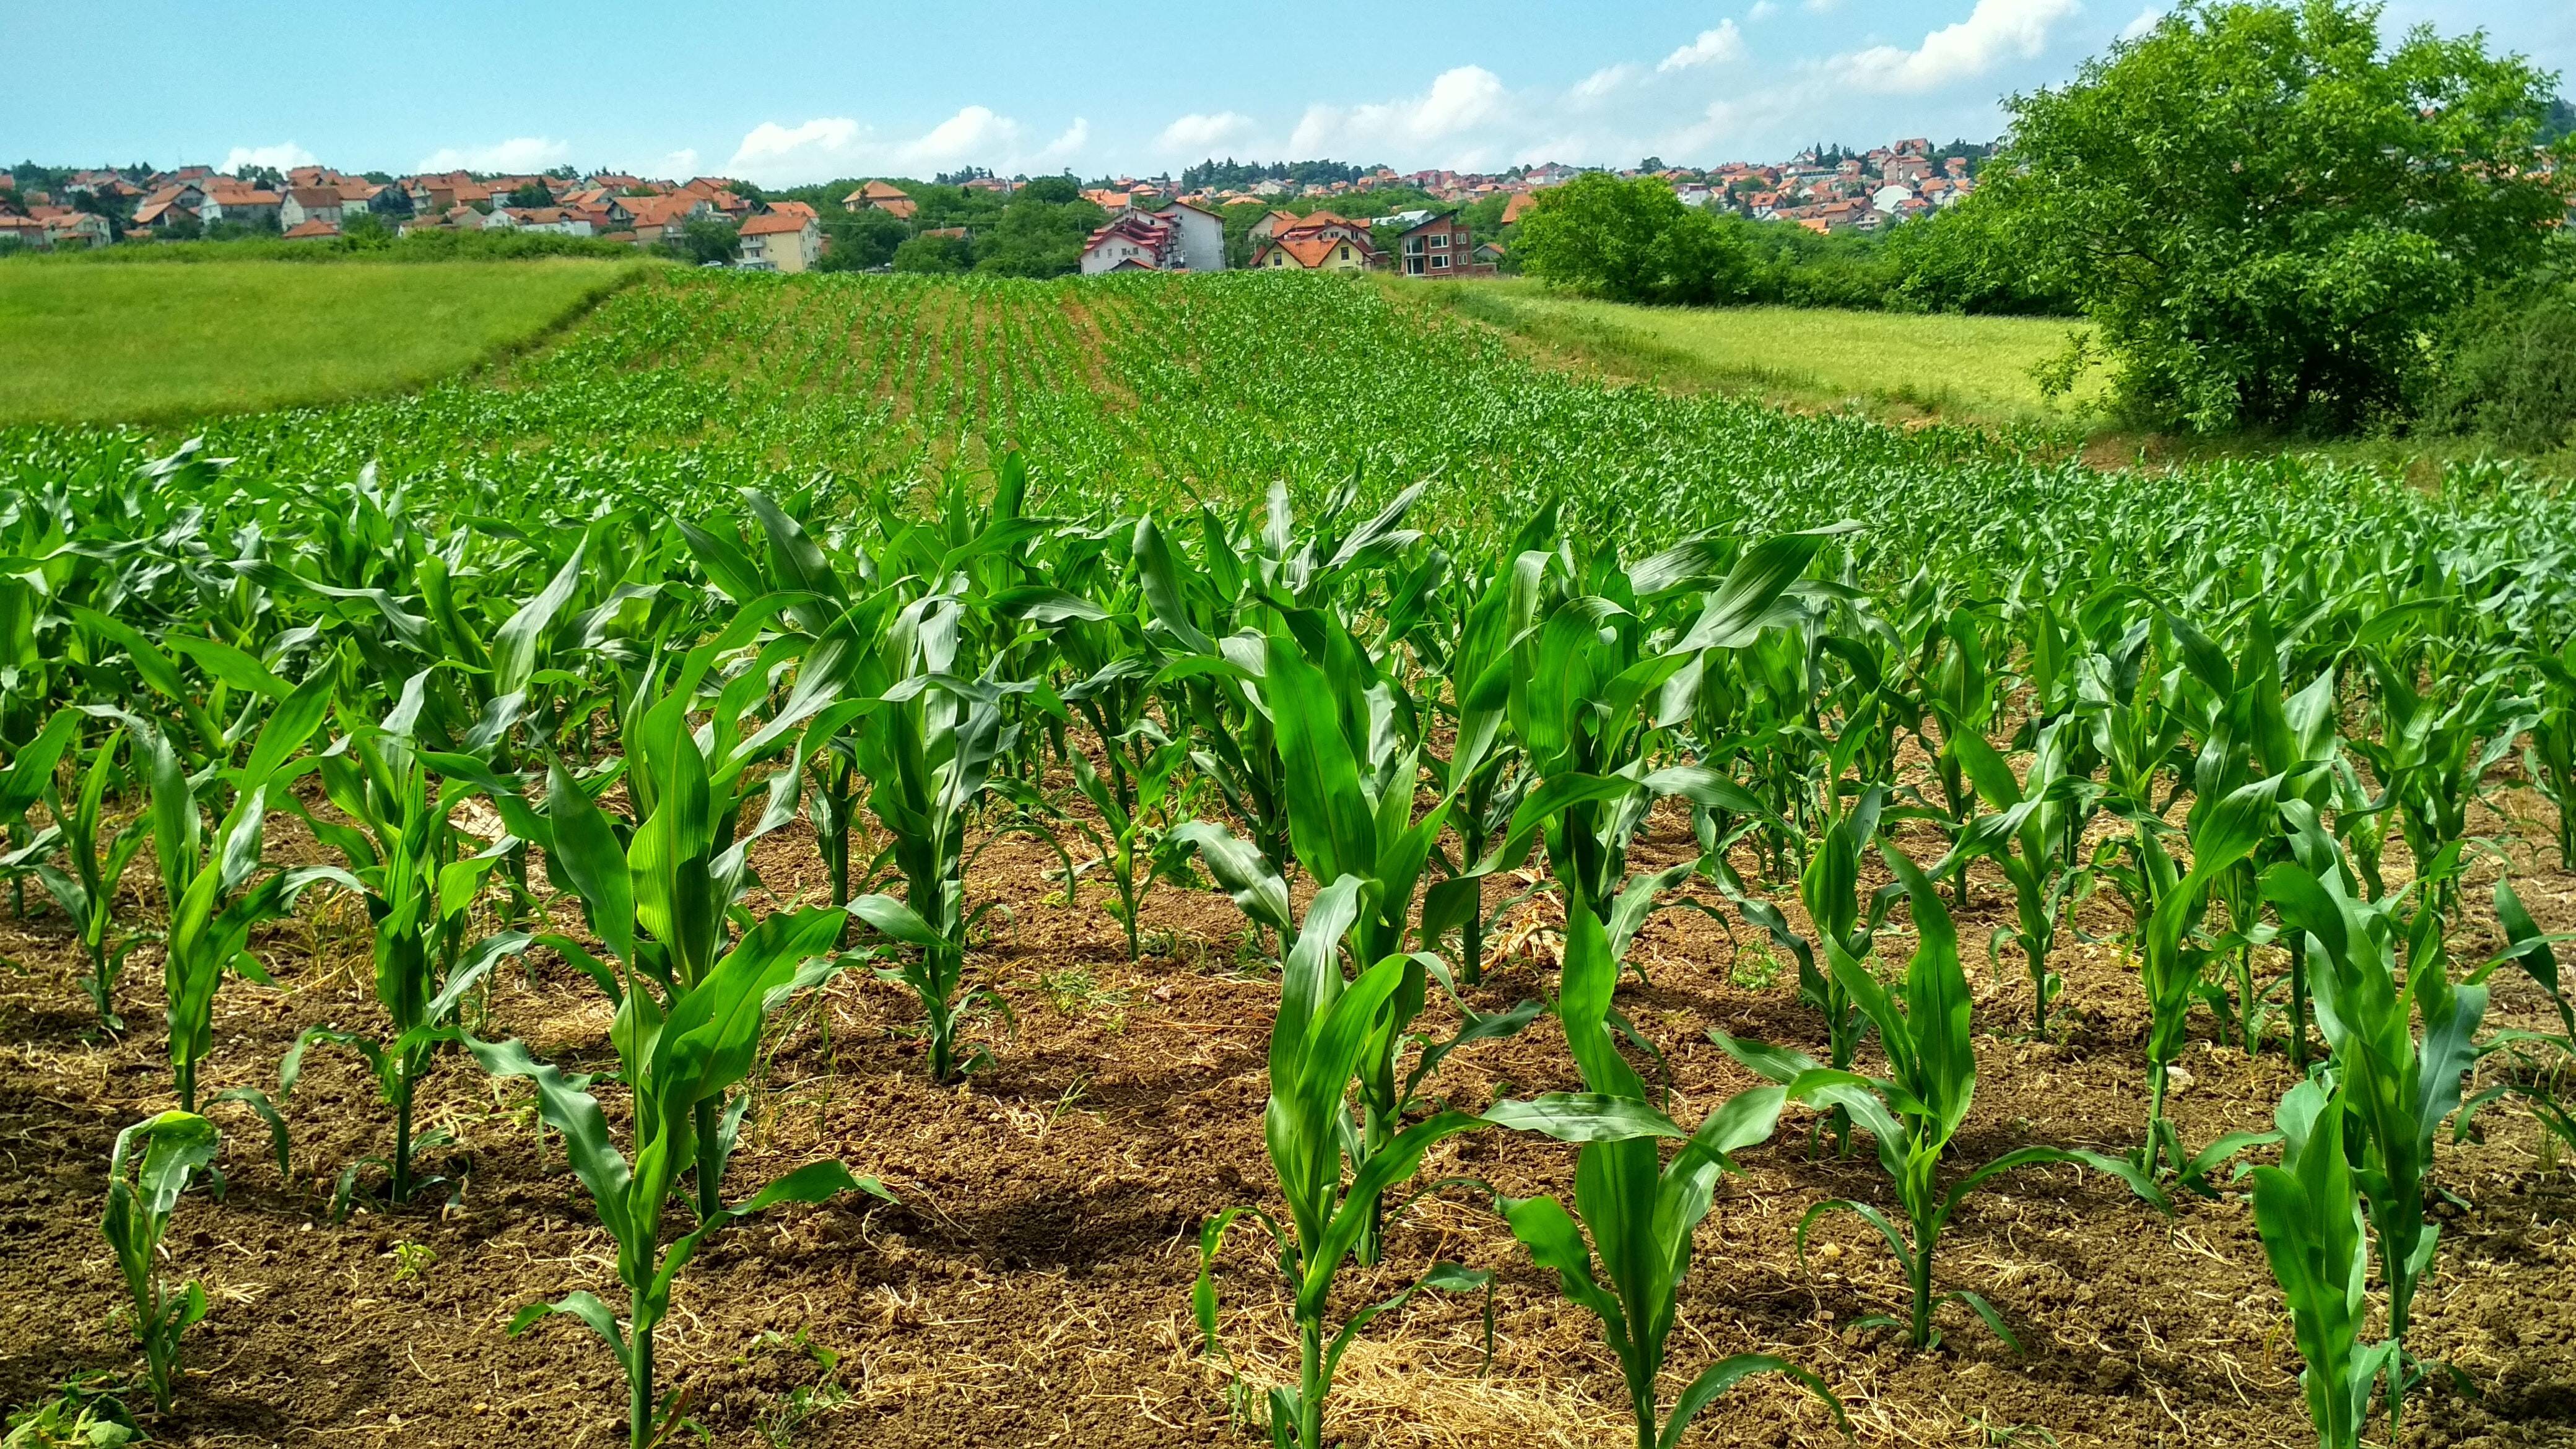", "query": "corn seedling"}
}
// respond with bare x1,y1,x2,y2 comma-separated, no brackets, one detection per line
2261,819,2488,1432
1717,848,2166,1349
1194,874,1655,1449
2249,1075,2397,1449
28,726,150,1030
471,904,890,1449
280,672,534,1203
102,1112,218,1414
1494,899,1844,1449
